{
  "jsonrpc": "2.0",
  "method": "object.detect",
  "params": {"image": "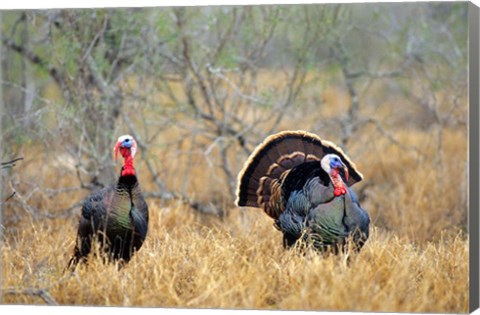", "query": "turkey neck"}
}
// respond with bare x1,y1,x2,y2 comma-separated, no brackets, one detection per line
110,156,141,229
122,155,135,176
108,174,141,228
